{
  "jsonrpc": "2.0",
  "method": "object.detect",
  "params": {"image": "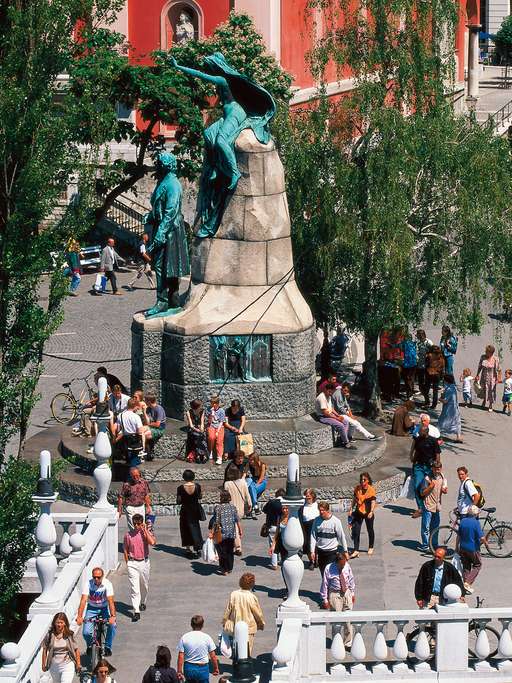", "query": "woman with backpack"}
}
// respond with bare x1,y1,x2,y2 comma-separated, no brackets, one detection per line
142,645,179,683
